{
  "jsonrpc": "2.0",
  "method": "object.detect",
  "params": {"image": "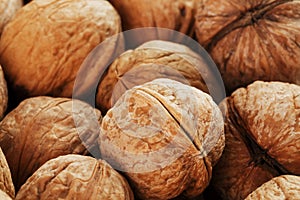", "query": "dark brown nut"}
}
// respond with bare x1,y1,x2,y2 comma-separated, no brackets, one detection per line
0,0,122,102
245,175,300,200
96,40,223,113
0,0,22,35
0,65,8,119
0,96,102,190
0,148,14,198
0,189,12,200
195,0,300,93
212,81,300,200
15,154,134,200
99,78,225,199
